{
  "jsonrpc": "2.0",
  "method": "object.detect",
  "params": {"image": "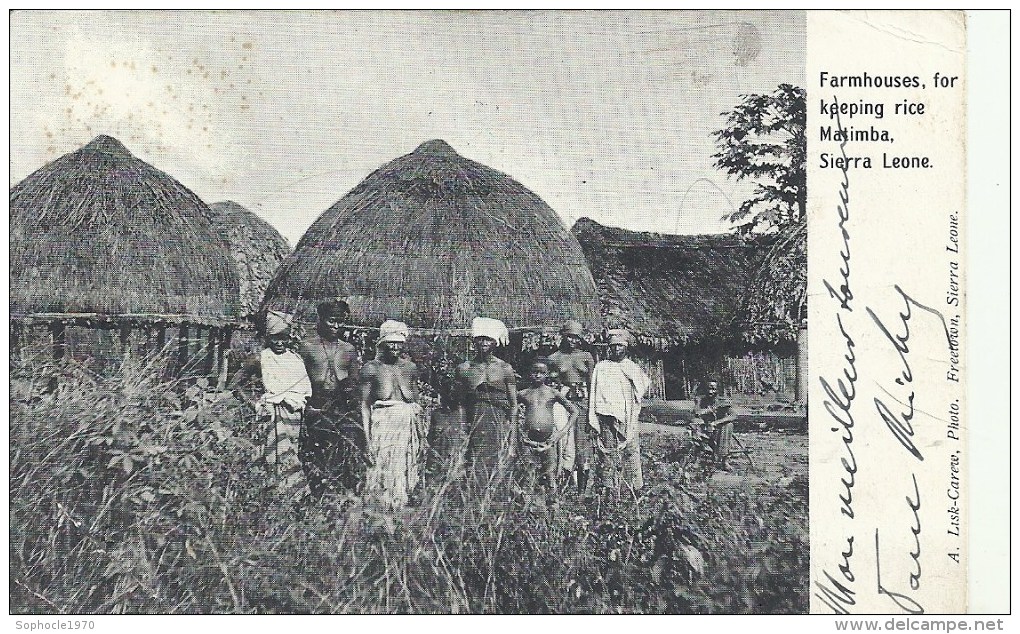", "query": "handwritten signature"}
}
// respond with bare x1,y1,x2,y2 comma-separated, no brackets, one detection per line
815,103,860,614
875,474,924,614
863,286,954,615
815,98,954,615
867,286,954,462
